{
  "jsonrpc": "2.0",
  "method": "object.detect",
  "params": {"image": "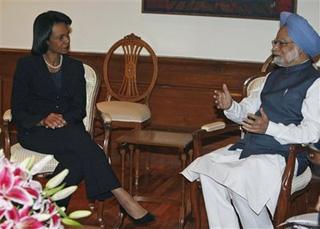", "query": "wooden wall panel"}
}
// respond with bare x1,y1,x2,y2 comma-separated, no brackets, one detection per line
0,48,263,130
